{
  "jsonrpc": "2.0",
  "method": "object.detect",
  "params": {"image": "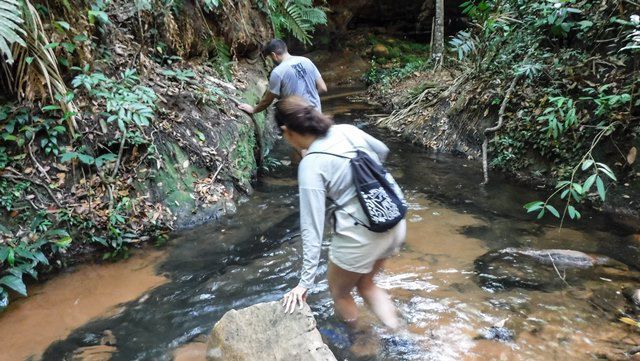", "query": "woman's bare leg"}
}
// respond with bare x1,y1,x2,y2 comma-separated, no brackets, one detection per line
327,261,363,325
356,259,400,329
